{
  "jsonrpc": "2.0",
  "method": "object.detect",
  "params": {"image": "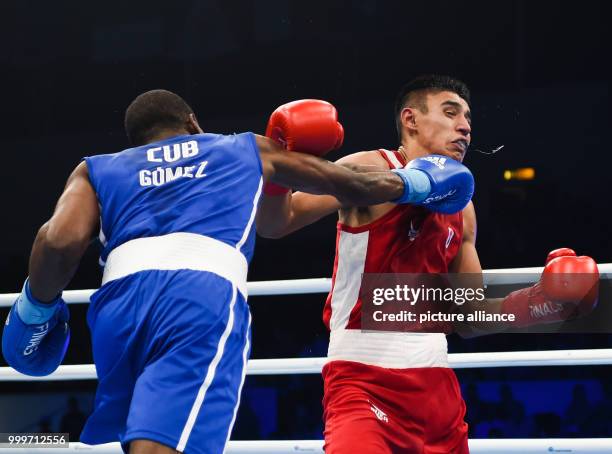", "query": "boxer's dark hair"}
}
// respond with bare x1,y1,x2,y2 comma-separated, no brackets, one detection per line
125,89,194,146
395,75,470,141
